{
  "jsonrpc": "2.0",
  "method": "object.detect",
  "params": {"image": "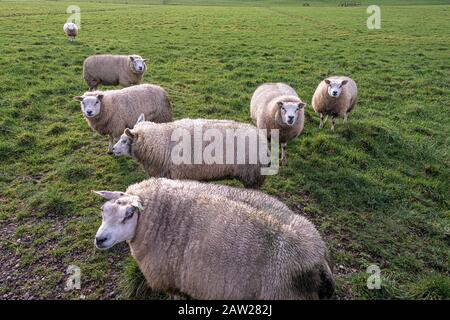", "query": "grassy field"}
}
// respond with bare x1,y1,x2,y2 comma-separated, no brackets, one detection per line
0,0,449,299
